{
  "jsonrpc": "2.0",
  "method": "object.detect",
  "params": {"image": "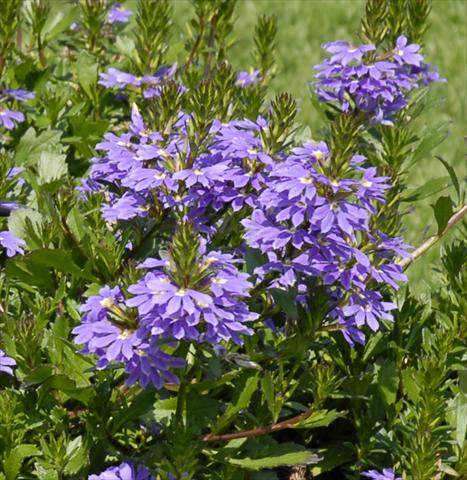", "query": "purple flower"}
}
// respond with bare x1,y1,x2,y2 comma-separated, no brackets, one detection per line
5,89,35,102
341,291,397,332
107,3,133,24
236,70,261,87
89,461,154,480
322,40,375,65
125,345,184,389
0,230,25,256
7,166,25,179
314,36,443,123
0,201,20,216
127,249,256,345
362,468,402,480
0,349,16,376
99,68,141,88
73,285,184,389
0,109,25,130
394,35,423,66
